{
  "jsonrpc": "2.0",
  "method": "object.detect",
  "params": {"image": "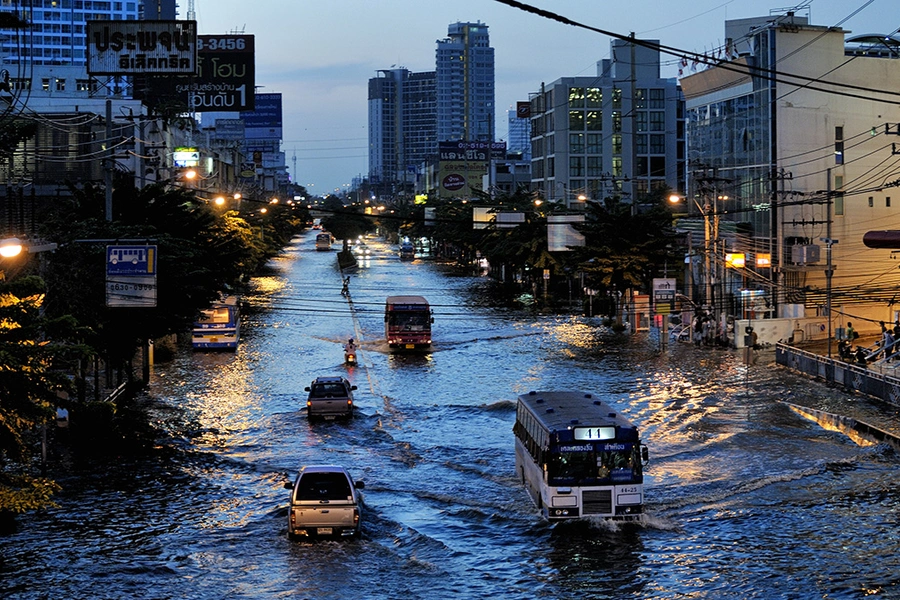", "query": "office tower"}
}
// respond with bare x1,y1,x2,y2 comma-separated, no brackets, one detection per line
436,21,494,143
368,68,437,189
